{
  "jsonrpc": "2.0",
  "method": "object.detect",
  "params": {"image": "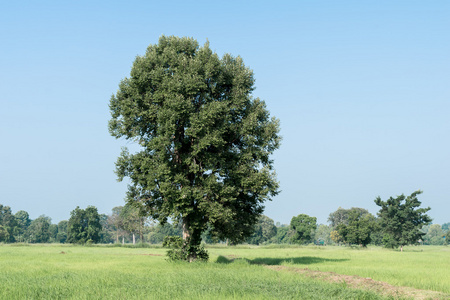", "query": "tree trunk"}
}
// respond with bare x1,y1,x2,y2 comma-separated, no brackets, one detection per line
133,233,136,245
182,220,190,240
182,219,197,262
400,245,403,252
140,219,144,243
122,236,124,245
